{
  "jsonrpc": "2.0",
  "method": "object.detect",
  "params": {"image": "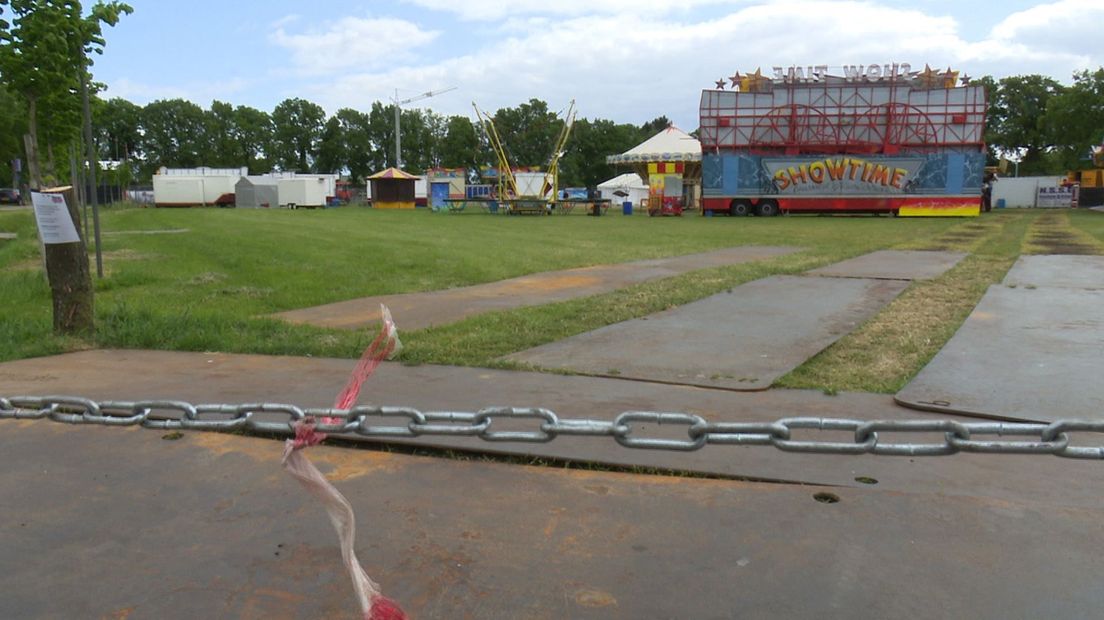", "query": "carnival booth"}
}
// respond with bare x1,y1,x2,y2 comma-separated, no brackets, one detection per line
368,168,418,210
606,126,702,213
